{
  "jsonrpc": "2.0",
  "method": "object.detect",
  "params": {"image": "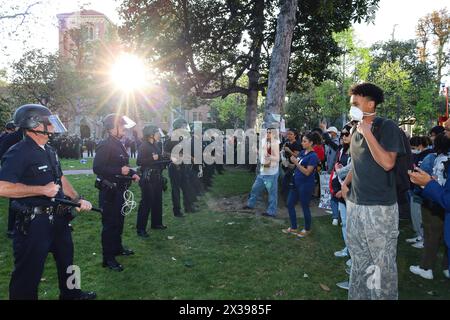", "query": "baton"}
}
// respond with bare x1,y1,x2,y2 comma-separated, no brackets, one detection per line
52,198,103,213
114,175,135,181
